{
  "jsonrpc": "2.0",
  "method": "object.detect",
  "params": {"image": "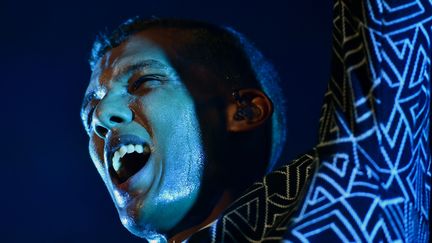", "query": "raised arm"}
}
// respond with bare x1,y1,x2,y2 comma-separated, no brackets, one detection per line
286,0,431,241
